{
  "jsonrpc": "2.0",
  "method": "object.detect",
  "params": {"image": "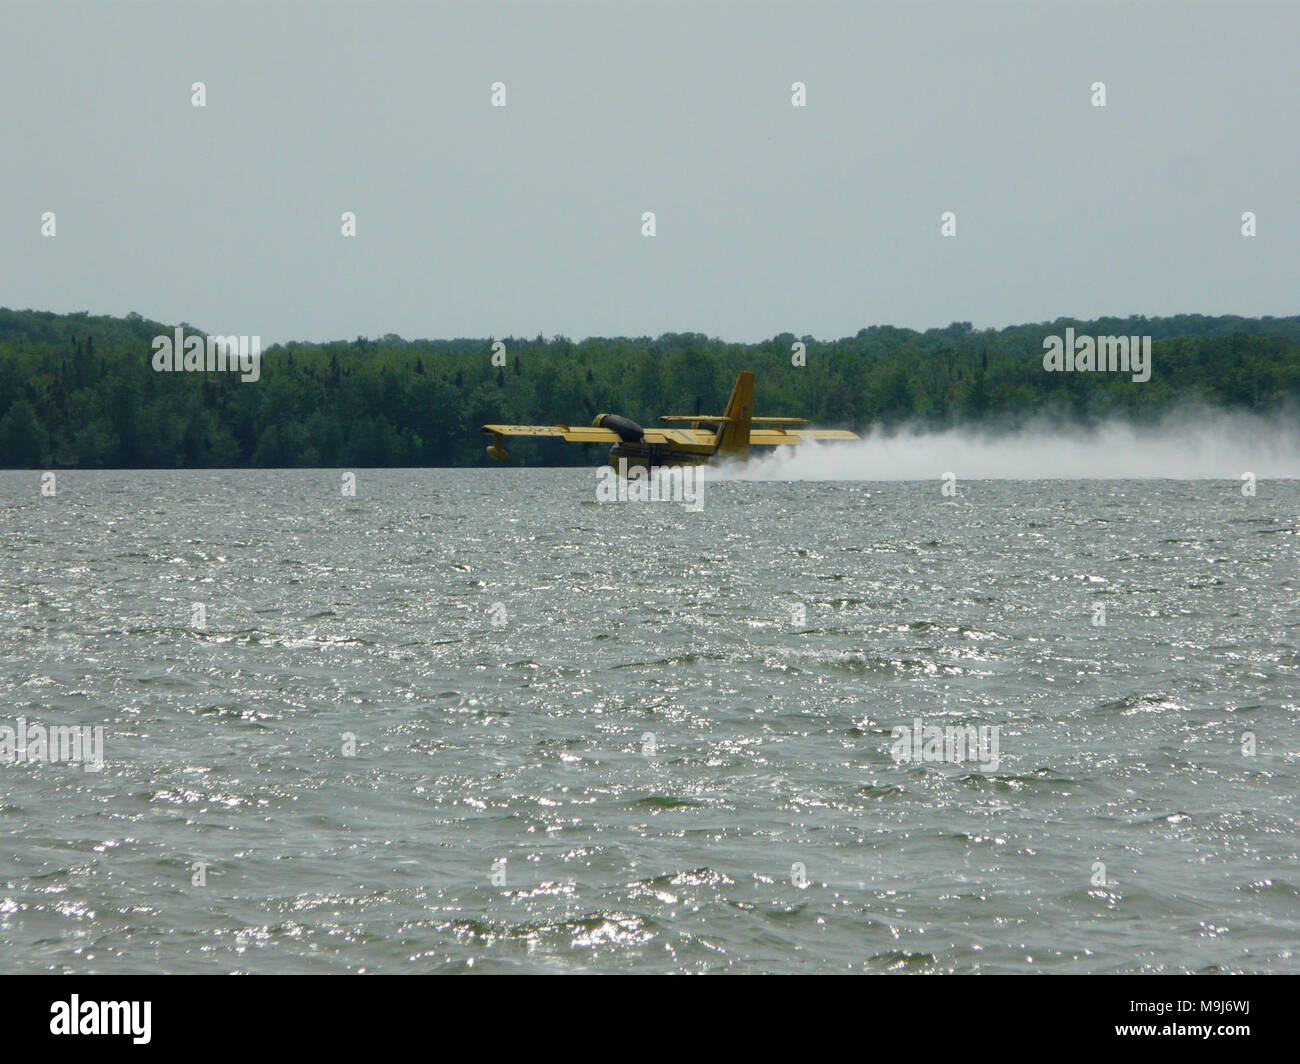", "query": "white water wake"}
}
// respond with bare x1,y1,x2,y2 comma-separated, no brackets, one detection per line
722,408,1300,481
